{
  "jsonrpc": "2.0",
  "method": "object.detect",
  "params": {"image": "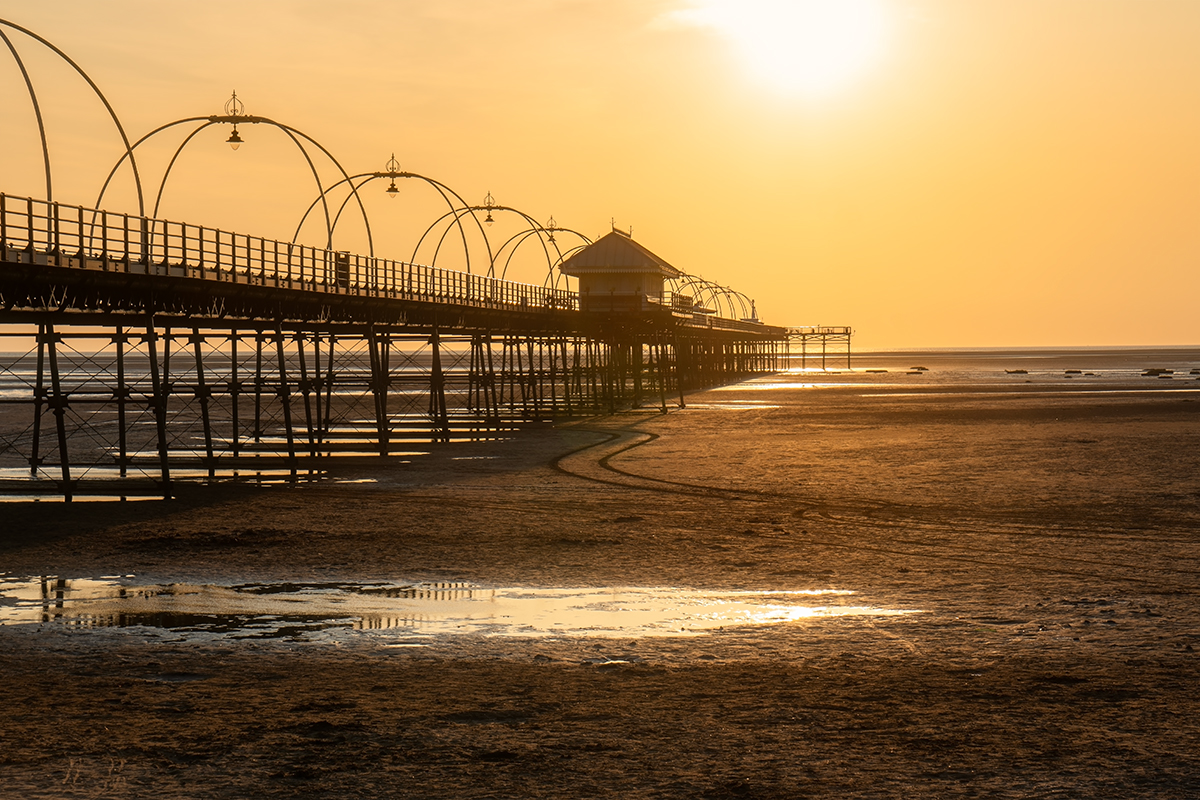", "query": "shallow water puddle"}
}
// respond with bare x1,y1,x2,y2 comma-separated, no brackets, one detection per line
0,577,918,639
684,402,782,411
